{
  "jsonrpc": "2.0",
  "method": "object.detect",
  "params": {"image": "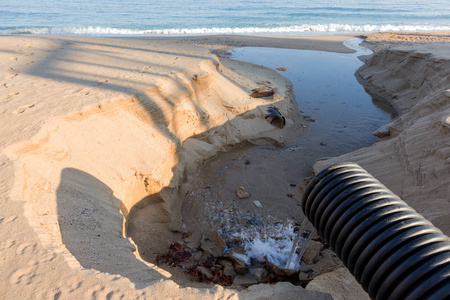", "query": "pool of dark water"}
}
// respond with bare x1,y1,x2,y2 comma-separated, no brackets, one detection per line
229,38,396,160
